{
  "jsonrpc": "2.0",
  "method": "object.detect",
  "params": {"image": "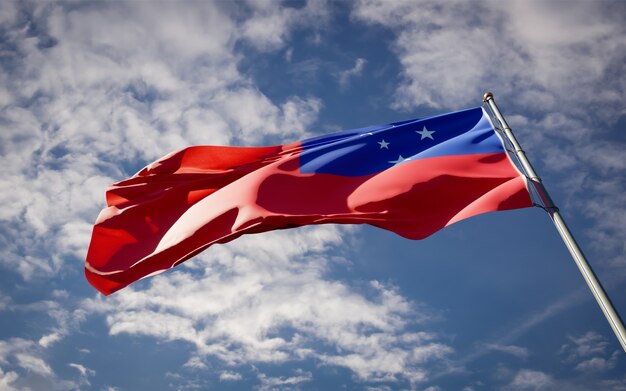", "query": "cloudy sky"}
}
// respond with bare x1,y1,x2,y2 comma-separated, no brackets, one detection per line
1,0,626,390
